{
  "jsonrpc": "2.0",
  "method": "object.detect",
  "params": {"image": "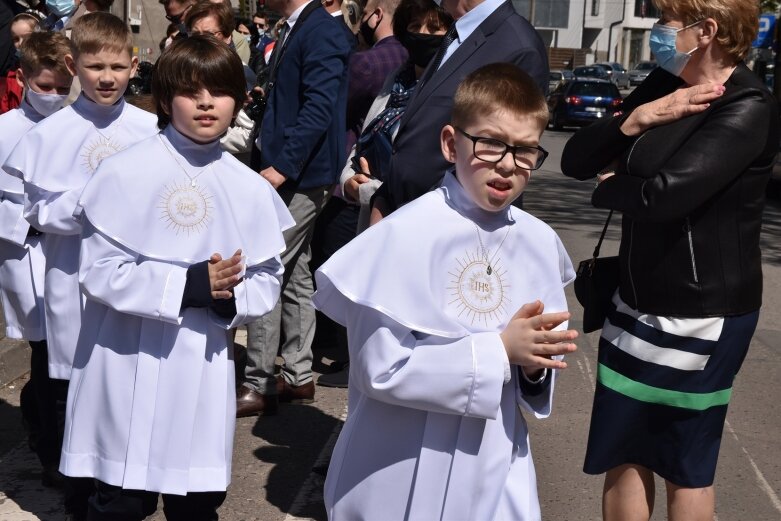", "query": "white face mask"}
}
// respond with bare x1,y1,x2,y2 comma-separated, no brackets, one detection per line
26,87,68,117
